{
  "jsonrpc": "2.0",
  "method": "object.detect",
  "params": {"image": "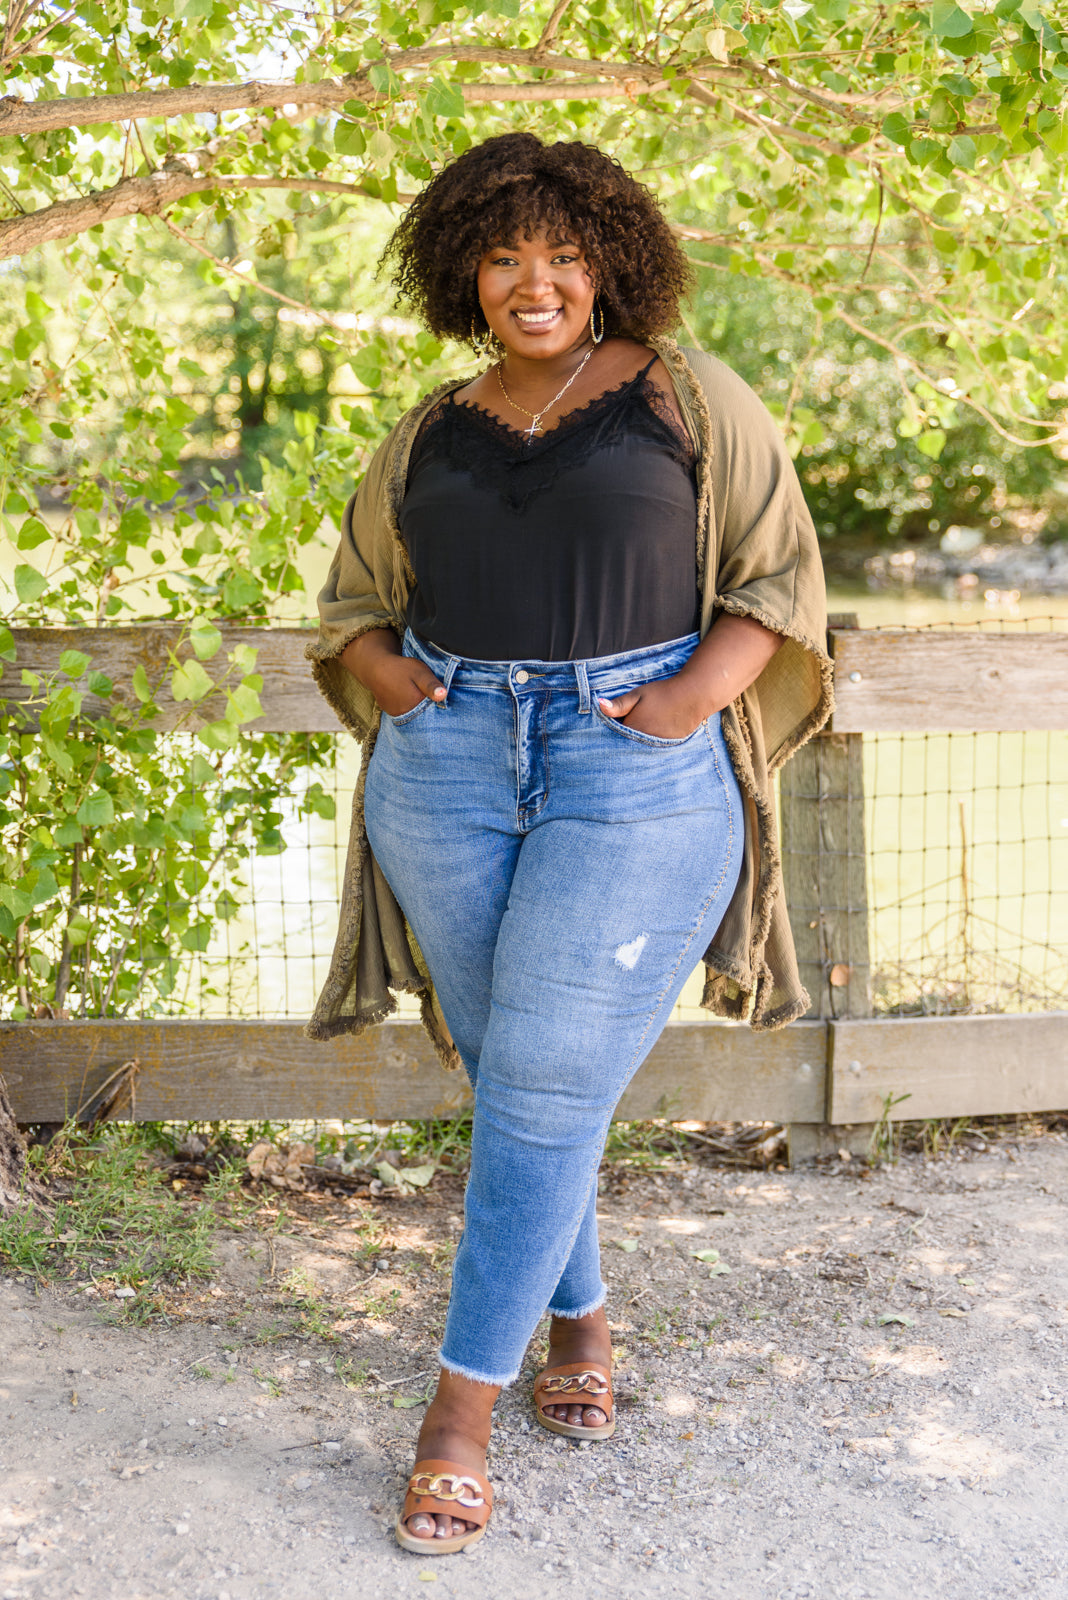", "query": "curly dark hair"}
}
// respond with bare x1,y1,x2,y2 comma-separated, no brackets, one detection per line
382,132,693,347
